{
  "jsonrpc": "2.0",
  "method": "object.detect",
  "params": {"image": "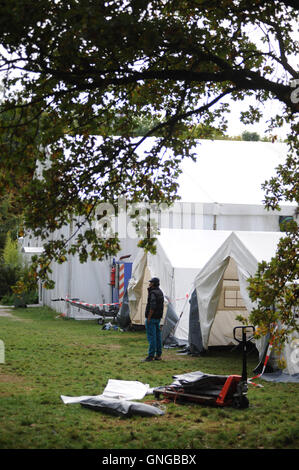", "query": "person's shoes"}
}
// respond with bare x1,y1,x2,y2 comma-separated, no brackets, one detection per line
155,356,162,361
142,356,154,362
